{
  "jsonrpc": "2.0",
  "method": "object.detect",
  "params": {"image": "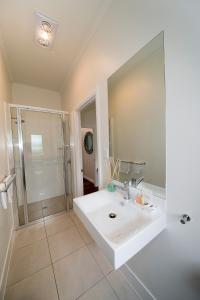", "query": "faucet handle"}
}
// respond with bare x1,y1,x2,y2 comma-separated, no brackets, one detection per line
136,176,144,186
122,180,130,200
131,177,144,187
